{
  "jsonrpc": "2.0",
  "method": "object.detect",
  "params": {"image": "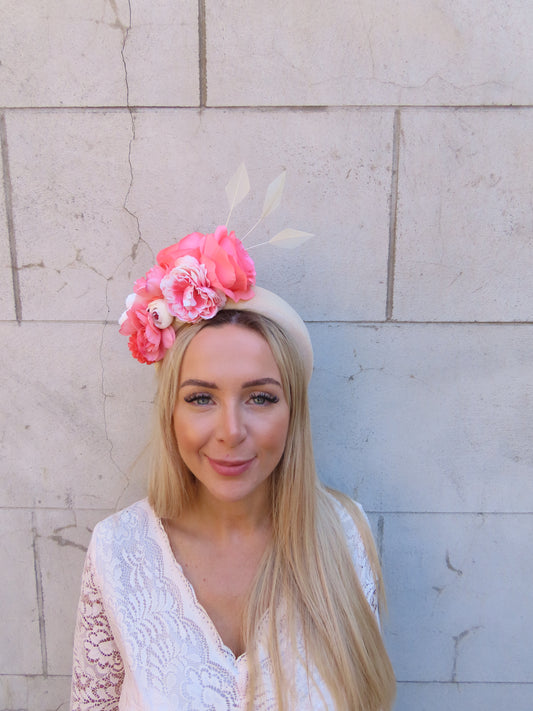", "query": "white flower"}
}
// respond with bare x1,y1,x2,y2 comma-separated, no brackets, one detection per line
146,299,174,329
118,293,137,325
